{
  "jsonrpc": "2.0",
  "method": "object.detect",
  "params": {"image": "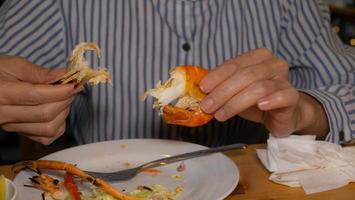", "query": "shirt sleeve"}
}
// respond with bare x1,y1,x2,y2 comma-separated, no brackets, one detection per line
276,0,355,144
0,0,66,68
